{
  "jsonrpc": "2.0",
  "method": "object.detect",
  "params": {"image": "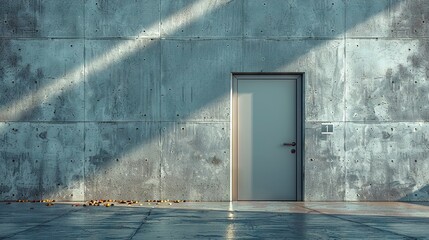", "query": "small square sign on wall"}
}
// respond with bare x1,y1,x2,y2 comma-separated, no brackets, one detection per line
321,123,334,135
